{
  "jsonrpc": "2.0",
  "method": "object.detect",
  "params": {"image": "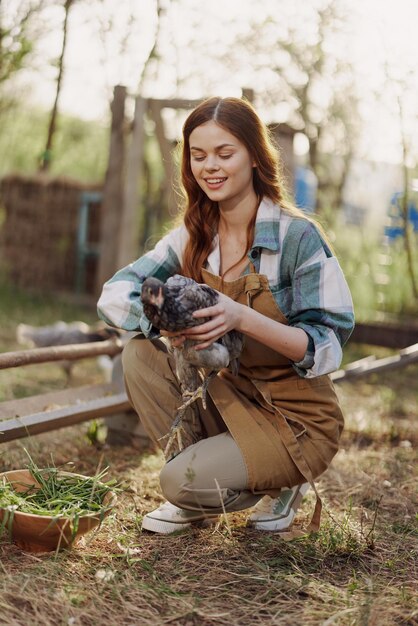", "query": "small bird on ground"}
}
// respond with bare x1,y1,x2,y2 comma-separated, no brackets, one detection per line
141,274,244,456
16,321,120,383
